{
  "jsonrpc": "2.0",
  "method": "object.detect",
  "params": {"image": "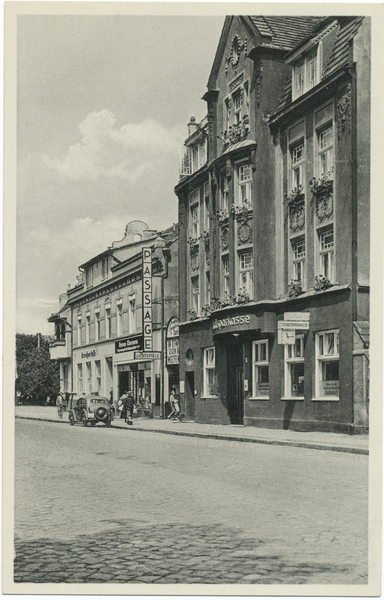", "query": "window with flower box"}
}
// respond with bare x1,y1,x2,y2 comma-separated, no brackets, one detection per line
252,340,269,398
317,124,334,177
315,330,339,399
222,255,229,294
291,141,304,190
291,237,306,288
203,347,216,397
284,334,305,399
238,250,253,297
237,163,252,205
191,276,200,316
318,226,334,282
